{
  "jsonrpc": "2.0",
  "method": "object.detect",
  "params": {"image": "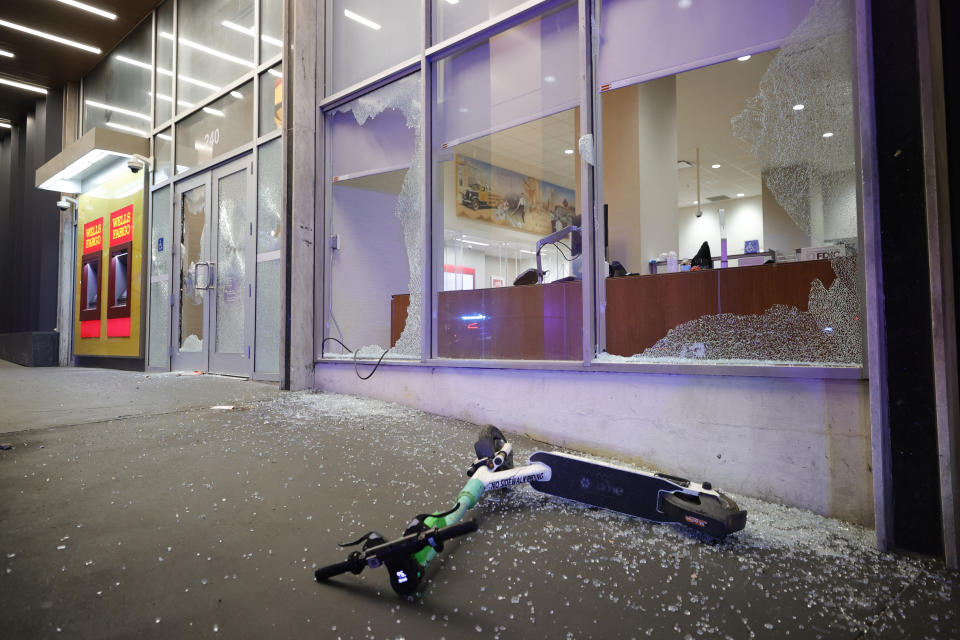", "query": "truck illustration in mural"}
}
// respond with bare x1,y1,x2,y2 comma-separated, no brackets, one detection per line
461,183,504,211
